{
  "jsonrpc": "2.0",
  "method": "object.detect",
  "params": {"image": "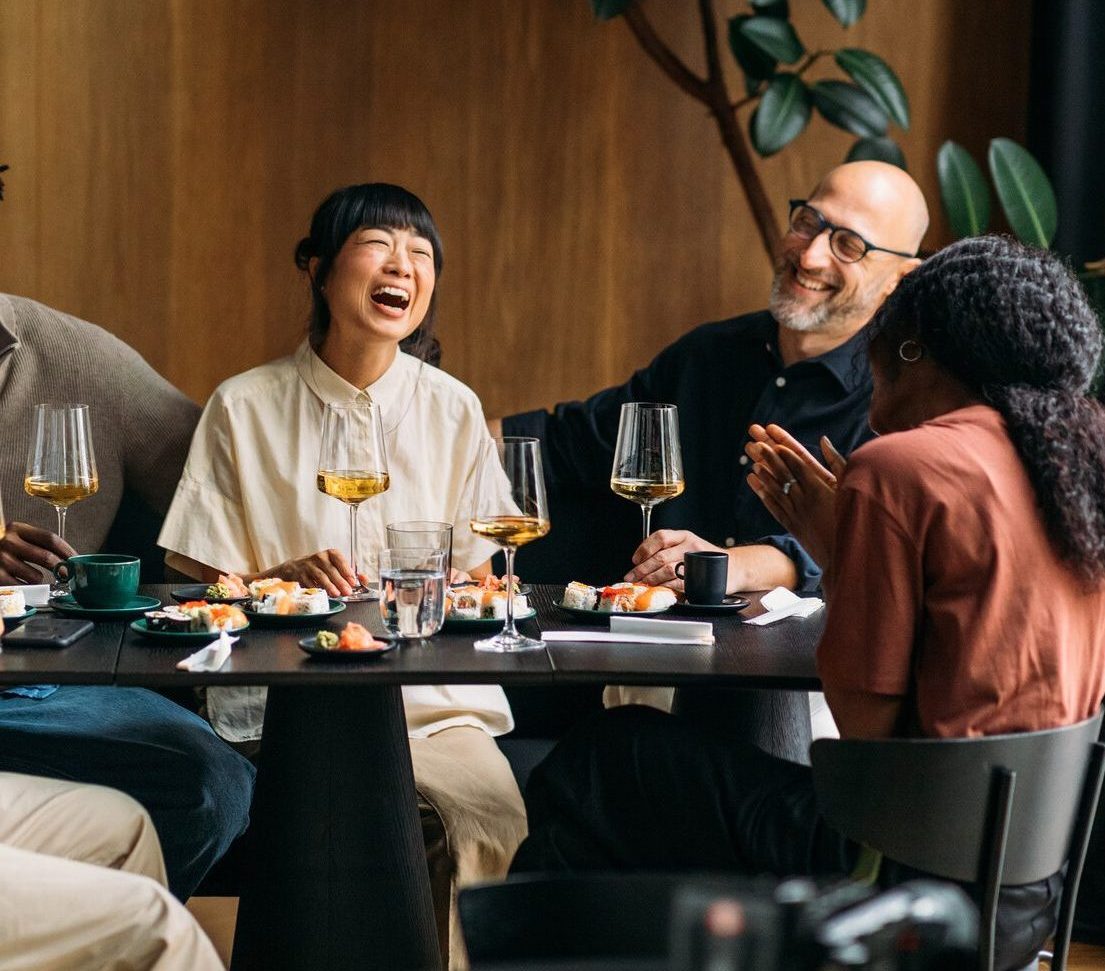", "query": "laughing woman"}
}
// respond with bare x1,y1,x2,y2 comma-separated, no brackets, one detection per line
158,183,526,967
